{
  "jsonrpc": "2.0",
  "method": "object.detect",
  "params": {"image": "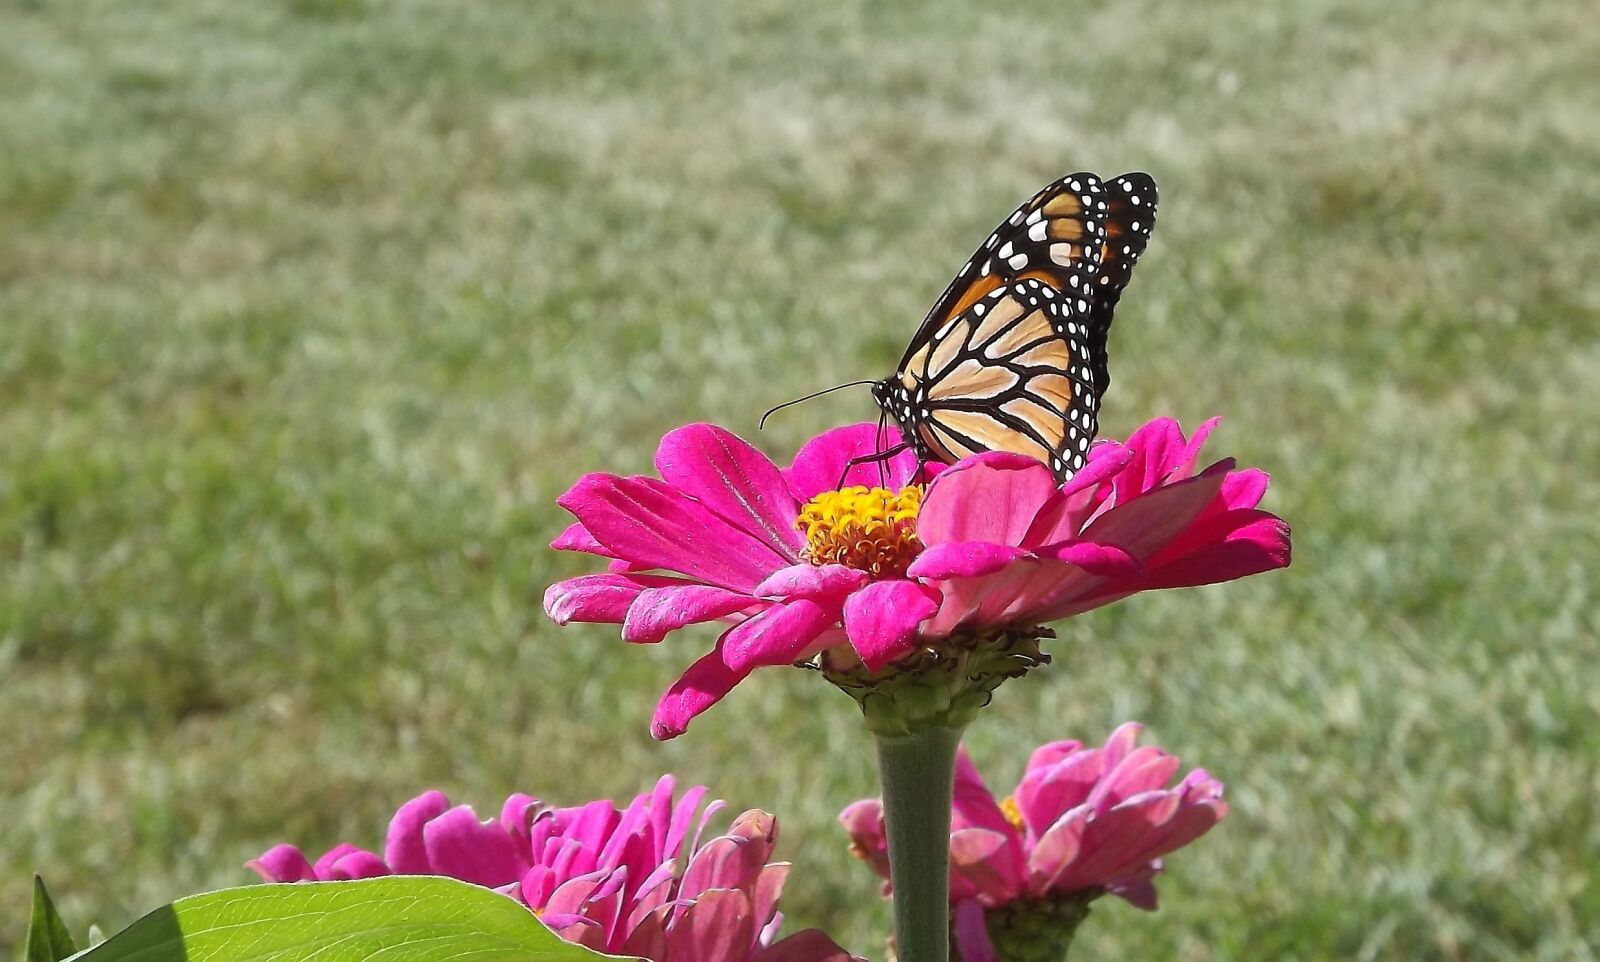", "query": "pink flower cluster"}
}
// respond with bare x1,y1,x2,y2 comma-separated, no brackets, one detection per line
251,777,856,962
841,724,1227,962
545,417,1289,738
